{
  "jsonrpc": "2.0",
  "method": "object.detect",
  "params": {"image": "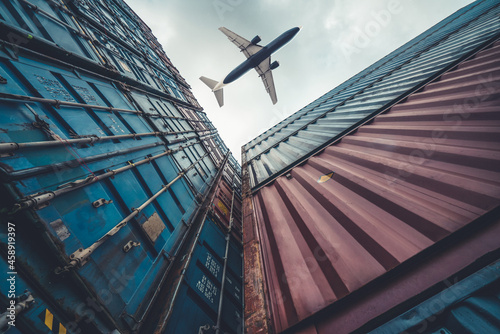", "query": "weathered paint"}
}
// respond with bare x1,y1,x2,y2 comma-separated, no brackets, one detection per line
0,0,241,333
149,159,244,334
242,147,271,334
285,212,500,334
244,21,500,334
164,217,243,334
0,0,191,106
213,171,243,240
